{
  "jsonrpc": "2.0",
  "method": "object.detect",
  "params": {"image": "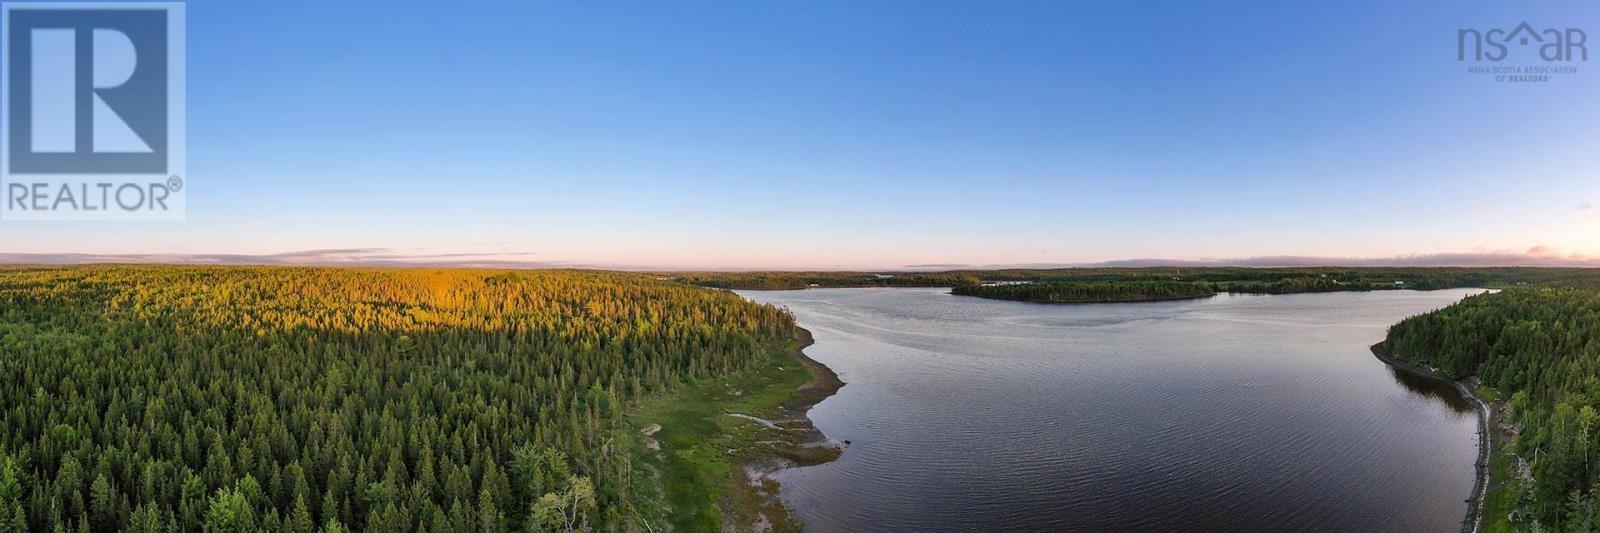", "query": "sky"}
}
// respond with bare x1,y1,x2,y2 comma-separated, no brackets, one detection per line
2,0,1598,270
